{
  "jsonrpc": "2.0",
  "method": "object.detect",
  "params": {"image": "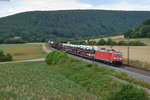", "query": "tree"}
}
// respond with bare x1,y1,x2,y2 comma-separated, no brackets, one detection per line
6,53,13,61
107,38,112,45
0,37,4,44
124,18,150,38
97,38,106,45
129,41,145,46
111,41,118,46
141,26,150,37
147,32,150,38
21,31,31,41
0,50,5,62
143,18,150,25
108,84,149,100
4,38,25,44
1,10,150,42
124,29,132,38
87,41,96,45
118,40,127,46
45,51,67,65
0,50,13,62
